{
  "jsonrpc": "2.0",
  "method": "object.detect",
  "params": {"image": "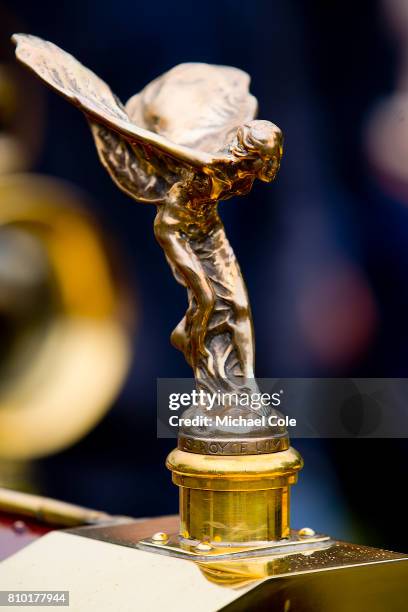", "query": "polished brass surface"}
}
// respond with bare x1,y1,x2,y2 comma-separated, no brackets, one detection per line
178,433,289,455
137,530,331,561
181,488,289,544
12,34,287,453
0,487,109,527
197,541,408,589
0,174,132,460
226,560,408,612
67,515,180,544
167,448,302,544
65,518,408,598
1,529,407,612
